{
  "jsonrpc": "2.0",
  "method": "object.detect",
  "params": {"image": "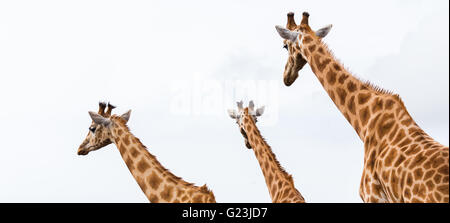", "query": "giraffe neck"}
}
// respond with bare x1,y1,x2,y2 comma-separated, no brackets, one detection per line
111,120,215,203
242,114,305,203
299,35,417,142
295,36,450,203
